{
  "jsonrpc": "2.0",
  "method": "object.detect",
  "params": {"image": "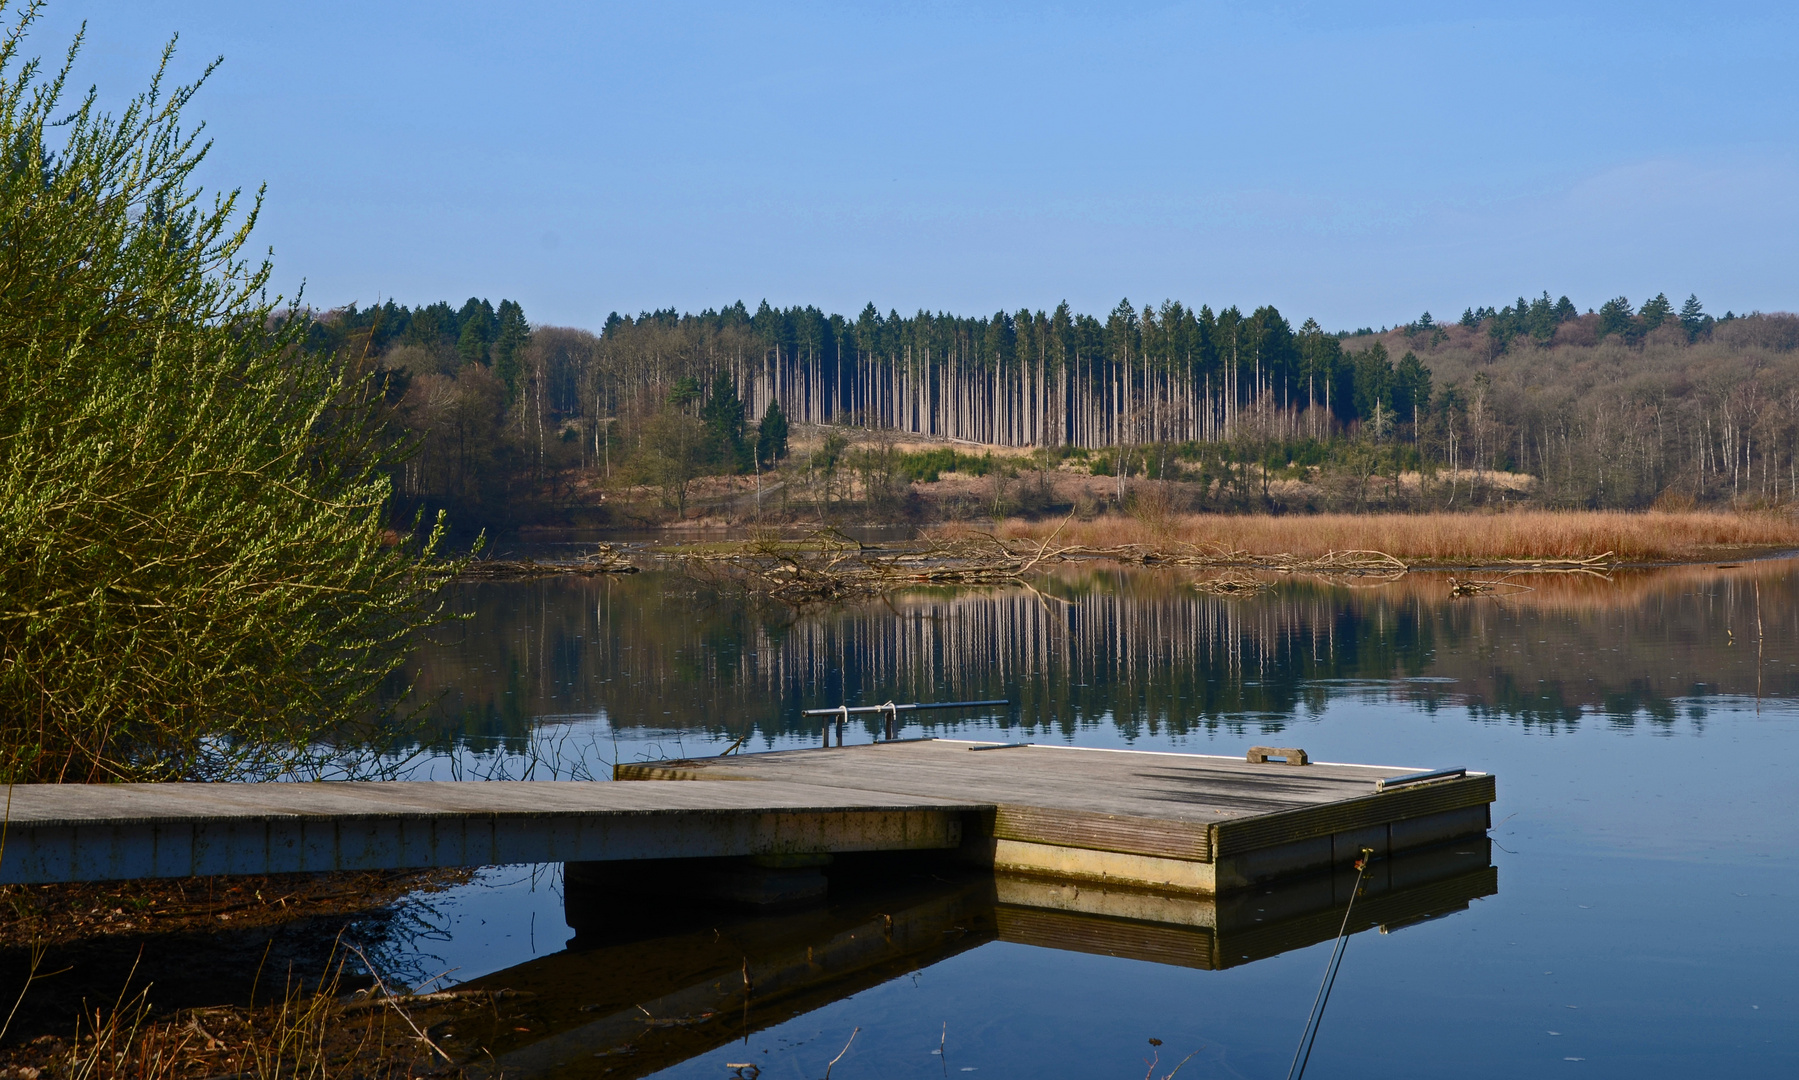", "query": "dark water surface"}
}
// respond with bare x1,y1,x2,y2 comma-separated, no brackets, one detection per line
383,559,1799,1079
